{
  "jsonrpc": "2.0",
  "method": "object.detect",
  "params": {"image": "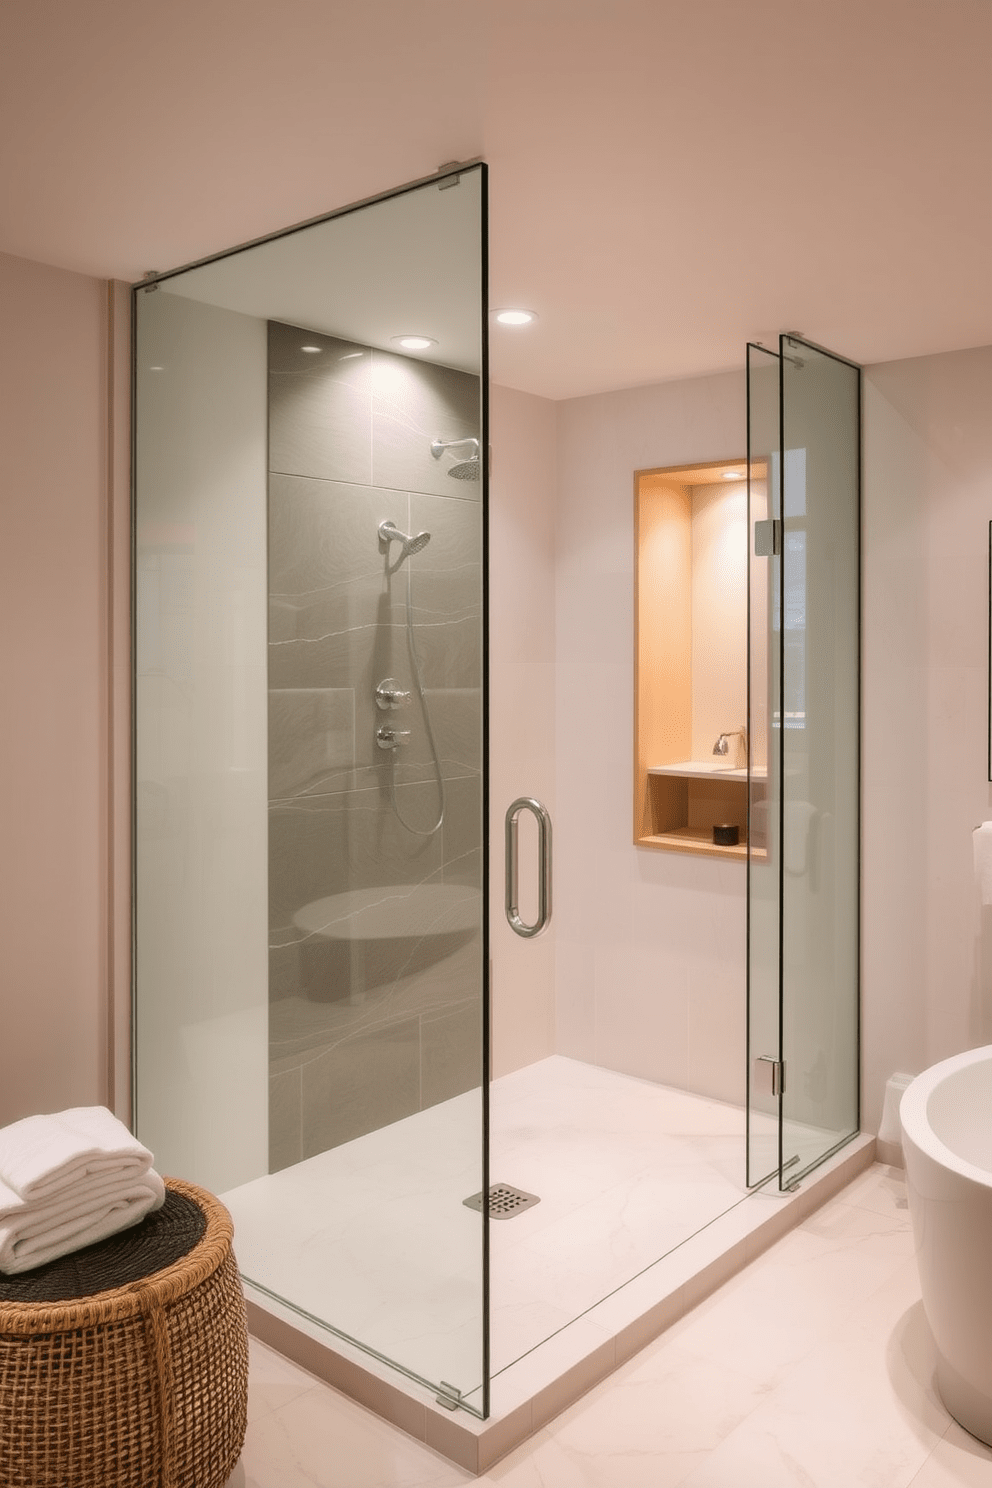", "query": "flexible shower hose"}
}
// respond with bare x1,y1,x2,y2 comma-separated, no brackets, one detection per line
389,570,445,837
